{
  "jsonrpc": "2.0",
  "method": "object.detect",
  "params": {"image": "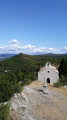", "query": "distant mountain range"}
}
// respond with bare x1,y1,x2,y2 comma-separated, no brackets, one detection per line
0,54,16,60
33,53,67,56
0,53,67,60
64,53,67,55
